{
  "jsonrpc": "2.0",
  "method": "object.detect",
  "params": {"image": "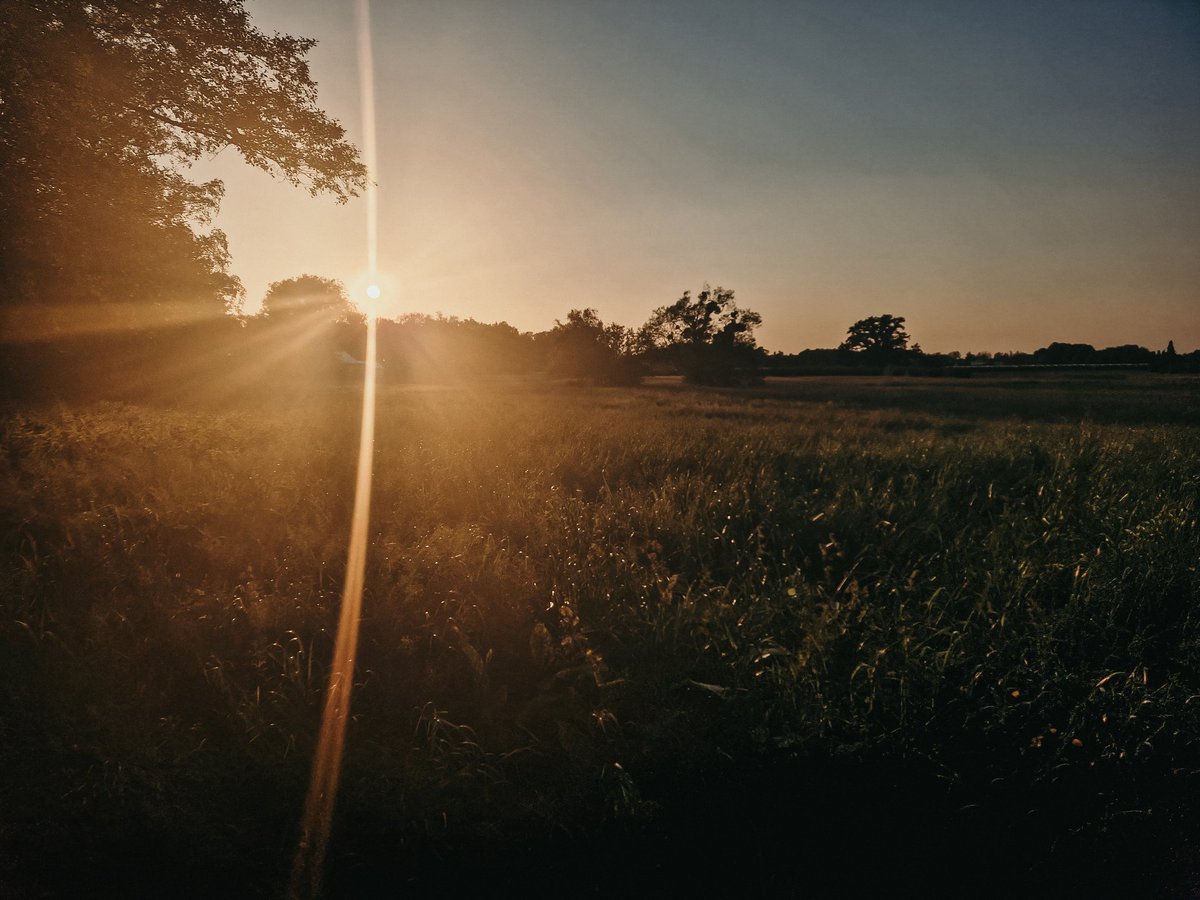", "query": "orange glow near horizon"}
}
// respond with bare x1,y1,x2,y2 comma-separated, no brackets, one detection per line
191,1,1199,355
